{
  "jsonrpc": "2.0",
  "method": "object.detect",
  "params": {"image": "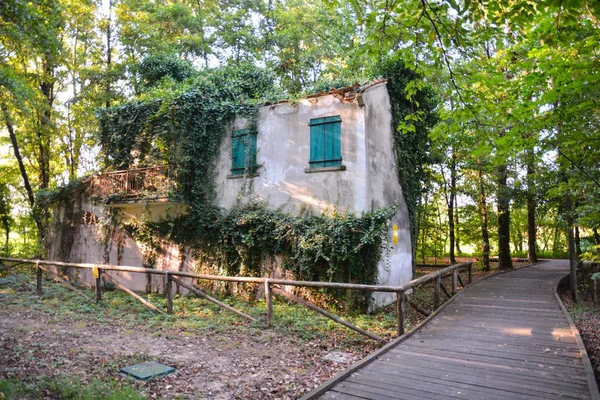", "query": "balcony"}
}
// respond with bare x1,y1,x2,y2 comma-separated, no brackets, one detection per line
90,165,182,204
